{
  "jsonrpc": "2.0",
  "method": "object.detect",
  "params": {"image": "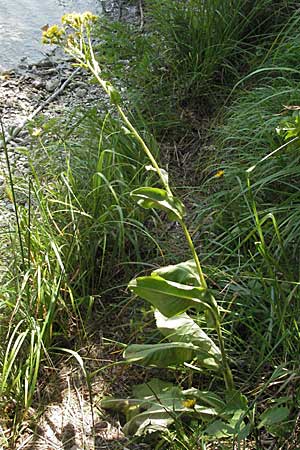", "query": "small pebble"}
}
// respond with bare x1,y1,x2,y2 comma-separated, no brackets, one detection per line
45,78,60,92
76,88,87,98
